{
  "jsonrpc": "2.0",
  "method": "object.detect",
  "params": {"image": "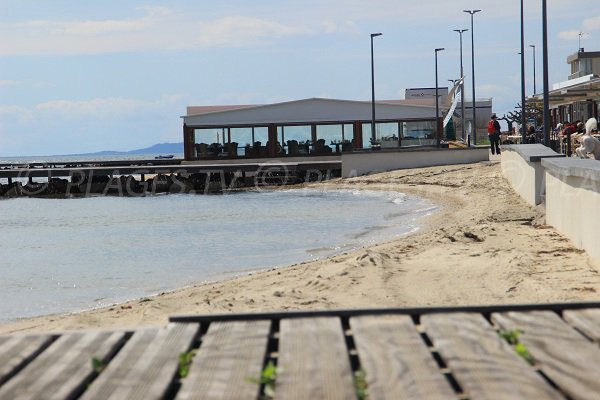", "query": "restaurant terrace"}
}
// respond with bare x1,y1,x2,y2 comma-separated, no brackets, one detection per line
181,97,443,161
